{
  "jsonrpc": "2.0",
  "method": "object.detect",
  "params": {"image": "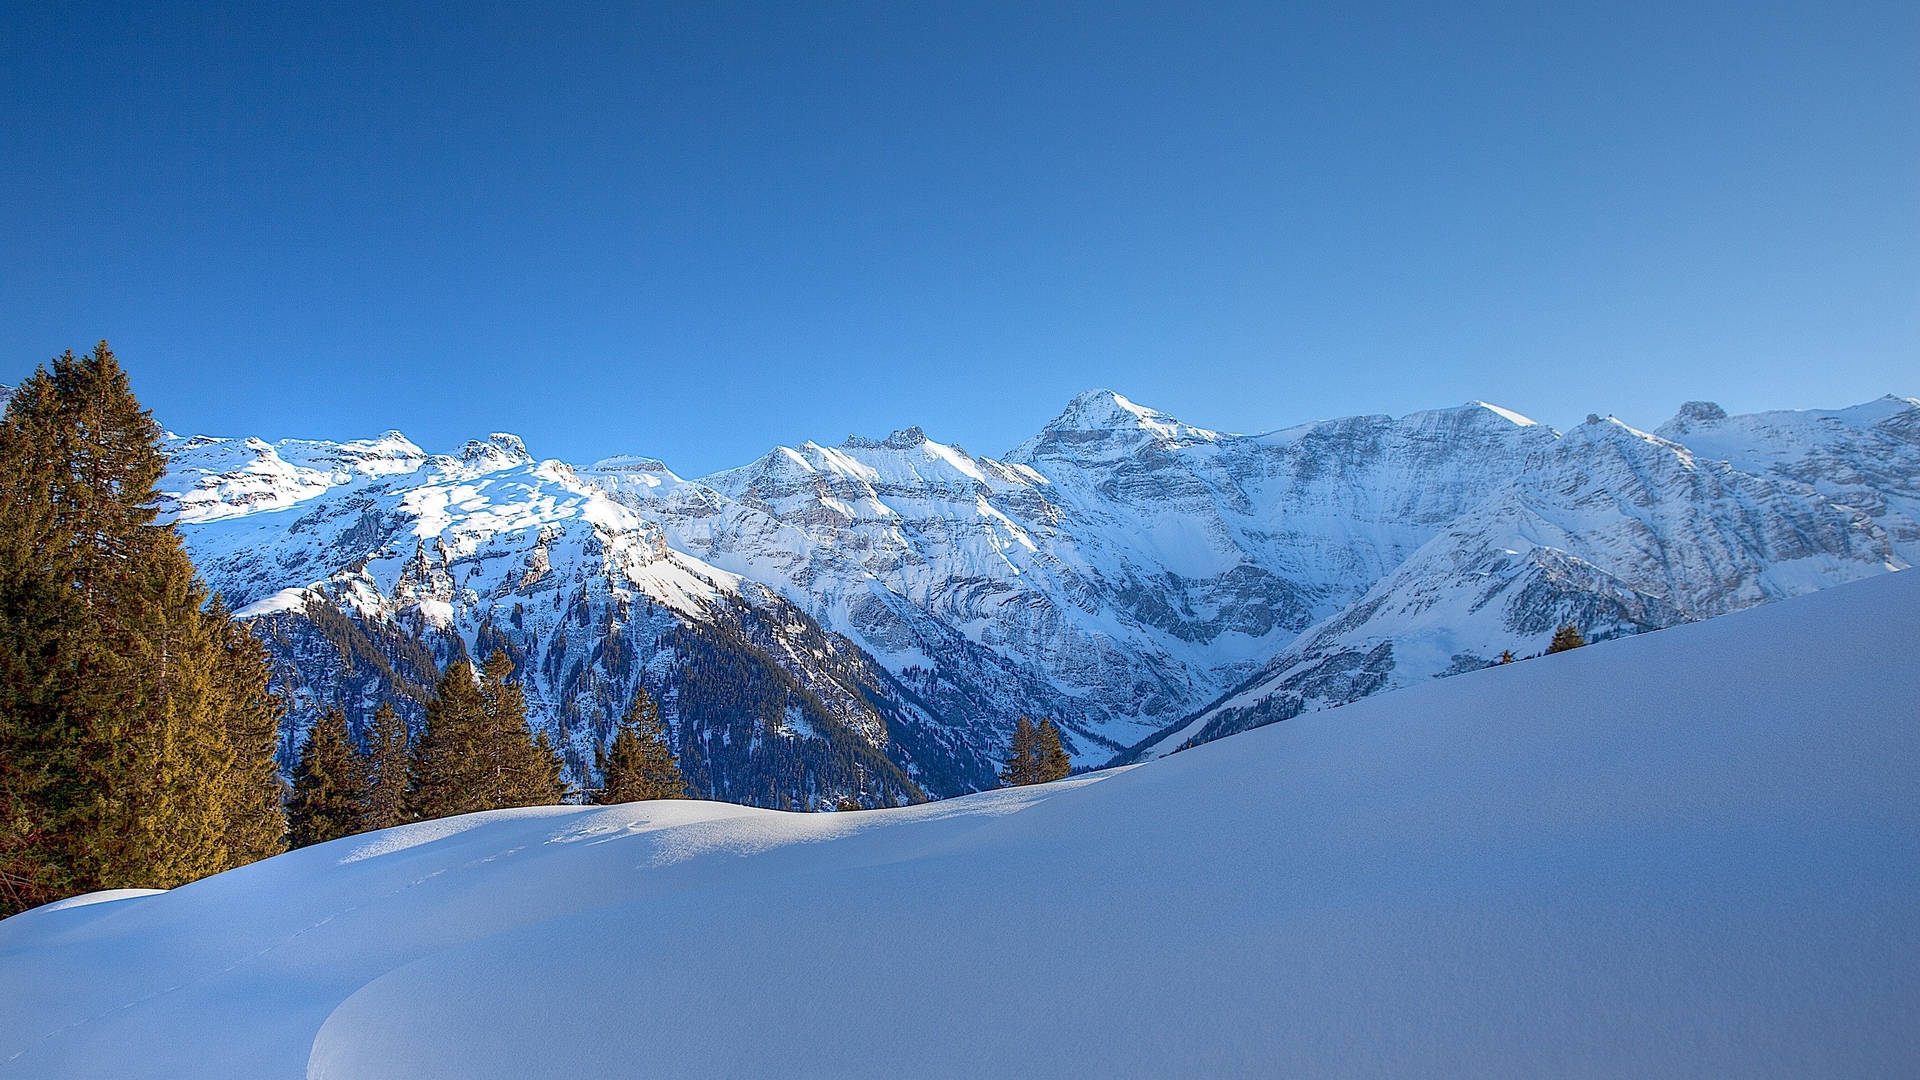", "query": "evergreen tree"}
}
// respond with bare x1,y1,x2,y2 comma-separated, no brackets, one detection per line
1497,650,1517,665
0,344,286,914
411,650,566,821
208,596,288,865
999,717,1040,787
1035,719,1072,783
287,709,369,848
478,649,566,805
358,704,411,832
410,661,491,820
1547,624,1588,654
594,687,685,803
525,730,568,806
